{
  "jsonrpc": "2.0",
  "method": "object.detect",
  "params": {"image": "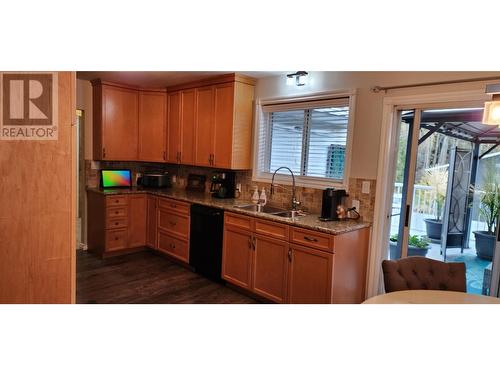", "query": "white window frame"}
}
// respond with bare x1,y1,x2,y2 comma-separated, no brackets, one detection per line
252,89,357,189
